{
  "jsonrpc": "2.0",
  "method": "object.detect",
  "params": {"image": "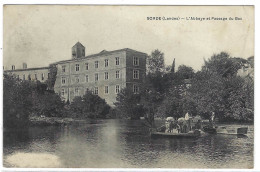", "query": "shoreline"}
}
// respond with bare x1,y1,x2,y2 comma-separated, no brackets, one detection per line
29,116,84,126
